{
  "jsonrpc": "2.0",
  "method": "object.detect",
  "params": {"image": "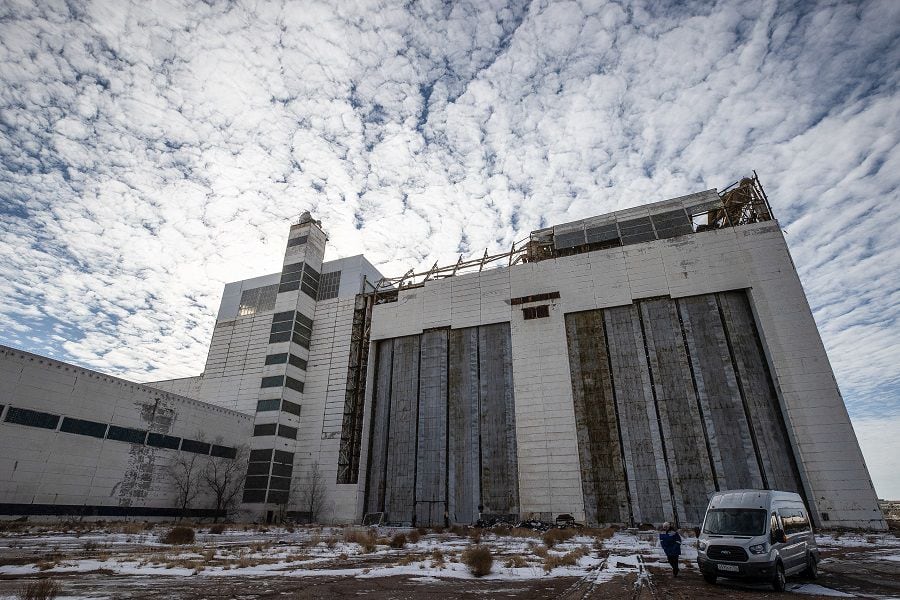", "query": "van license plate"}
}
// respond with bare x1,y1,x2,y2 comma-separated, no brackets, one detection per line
717,564,739,572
